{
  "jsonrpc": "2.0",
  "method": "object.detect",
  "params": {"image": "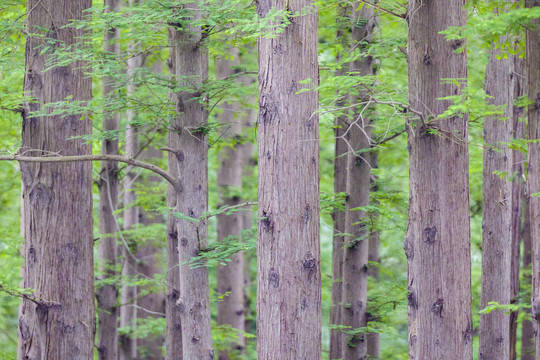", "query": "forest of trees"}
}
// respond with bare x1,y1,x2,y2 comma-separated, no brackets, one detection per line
1,0,540,359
